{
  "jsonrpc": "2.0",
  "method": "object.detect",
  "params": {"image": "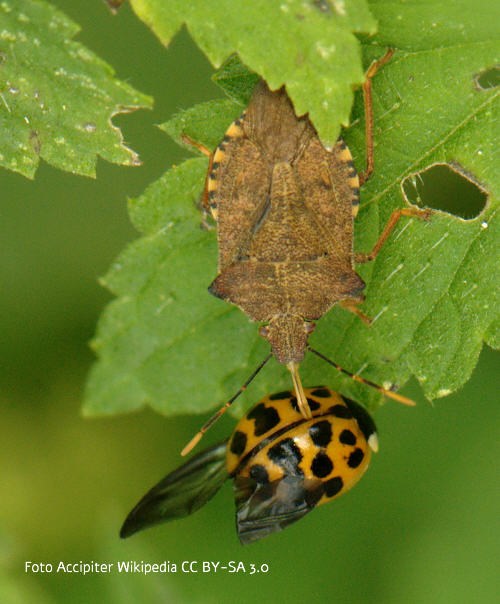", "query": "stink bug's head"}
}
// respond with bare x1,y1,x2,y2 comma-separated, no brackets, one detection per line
259,315,315,365
120,387,377,546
